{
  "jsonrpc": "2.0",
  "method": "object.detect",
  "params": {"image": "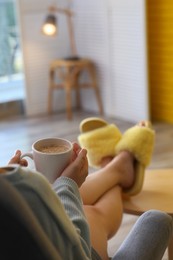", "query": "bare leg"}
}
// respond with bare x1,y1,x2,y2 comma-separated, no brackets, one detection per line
80,121,149,259
80,151,135,260
80,151,135,205
84,187,123,260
